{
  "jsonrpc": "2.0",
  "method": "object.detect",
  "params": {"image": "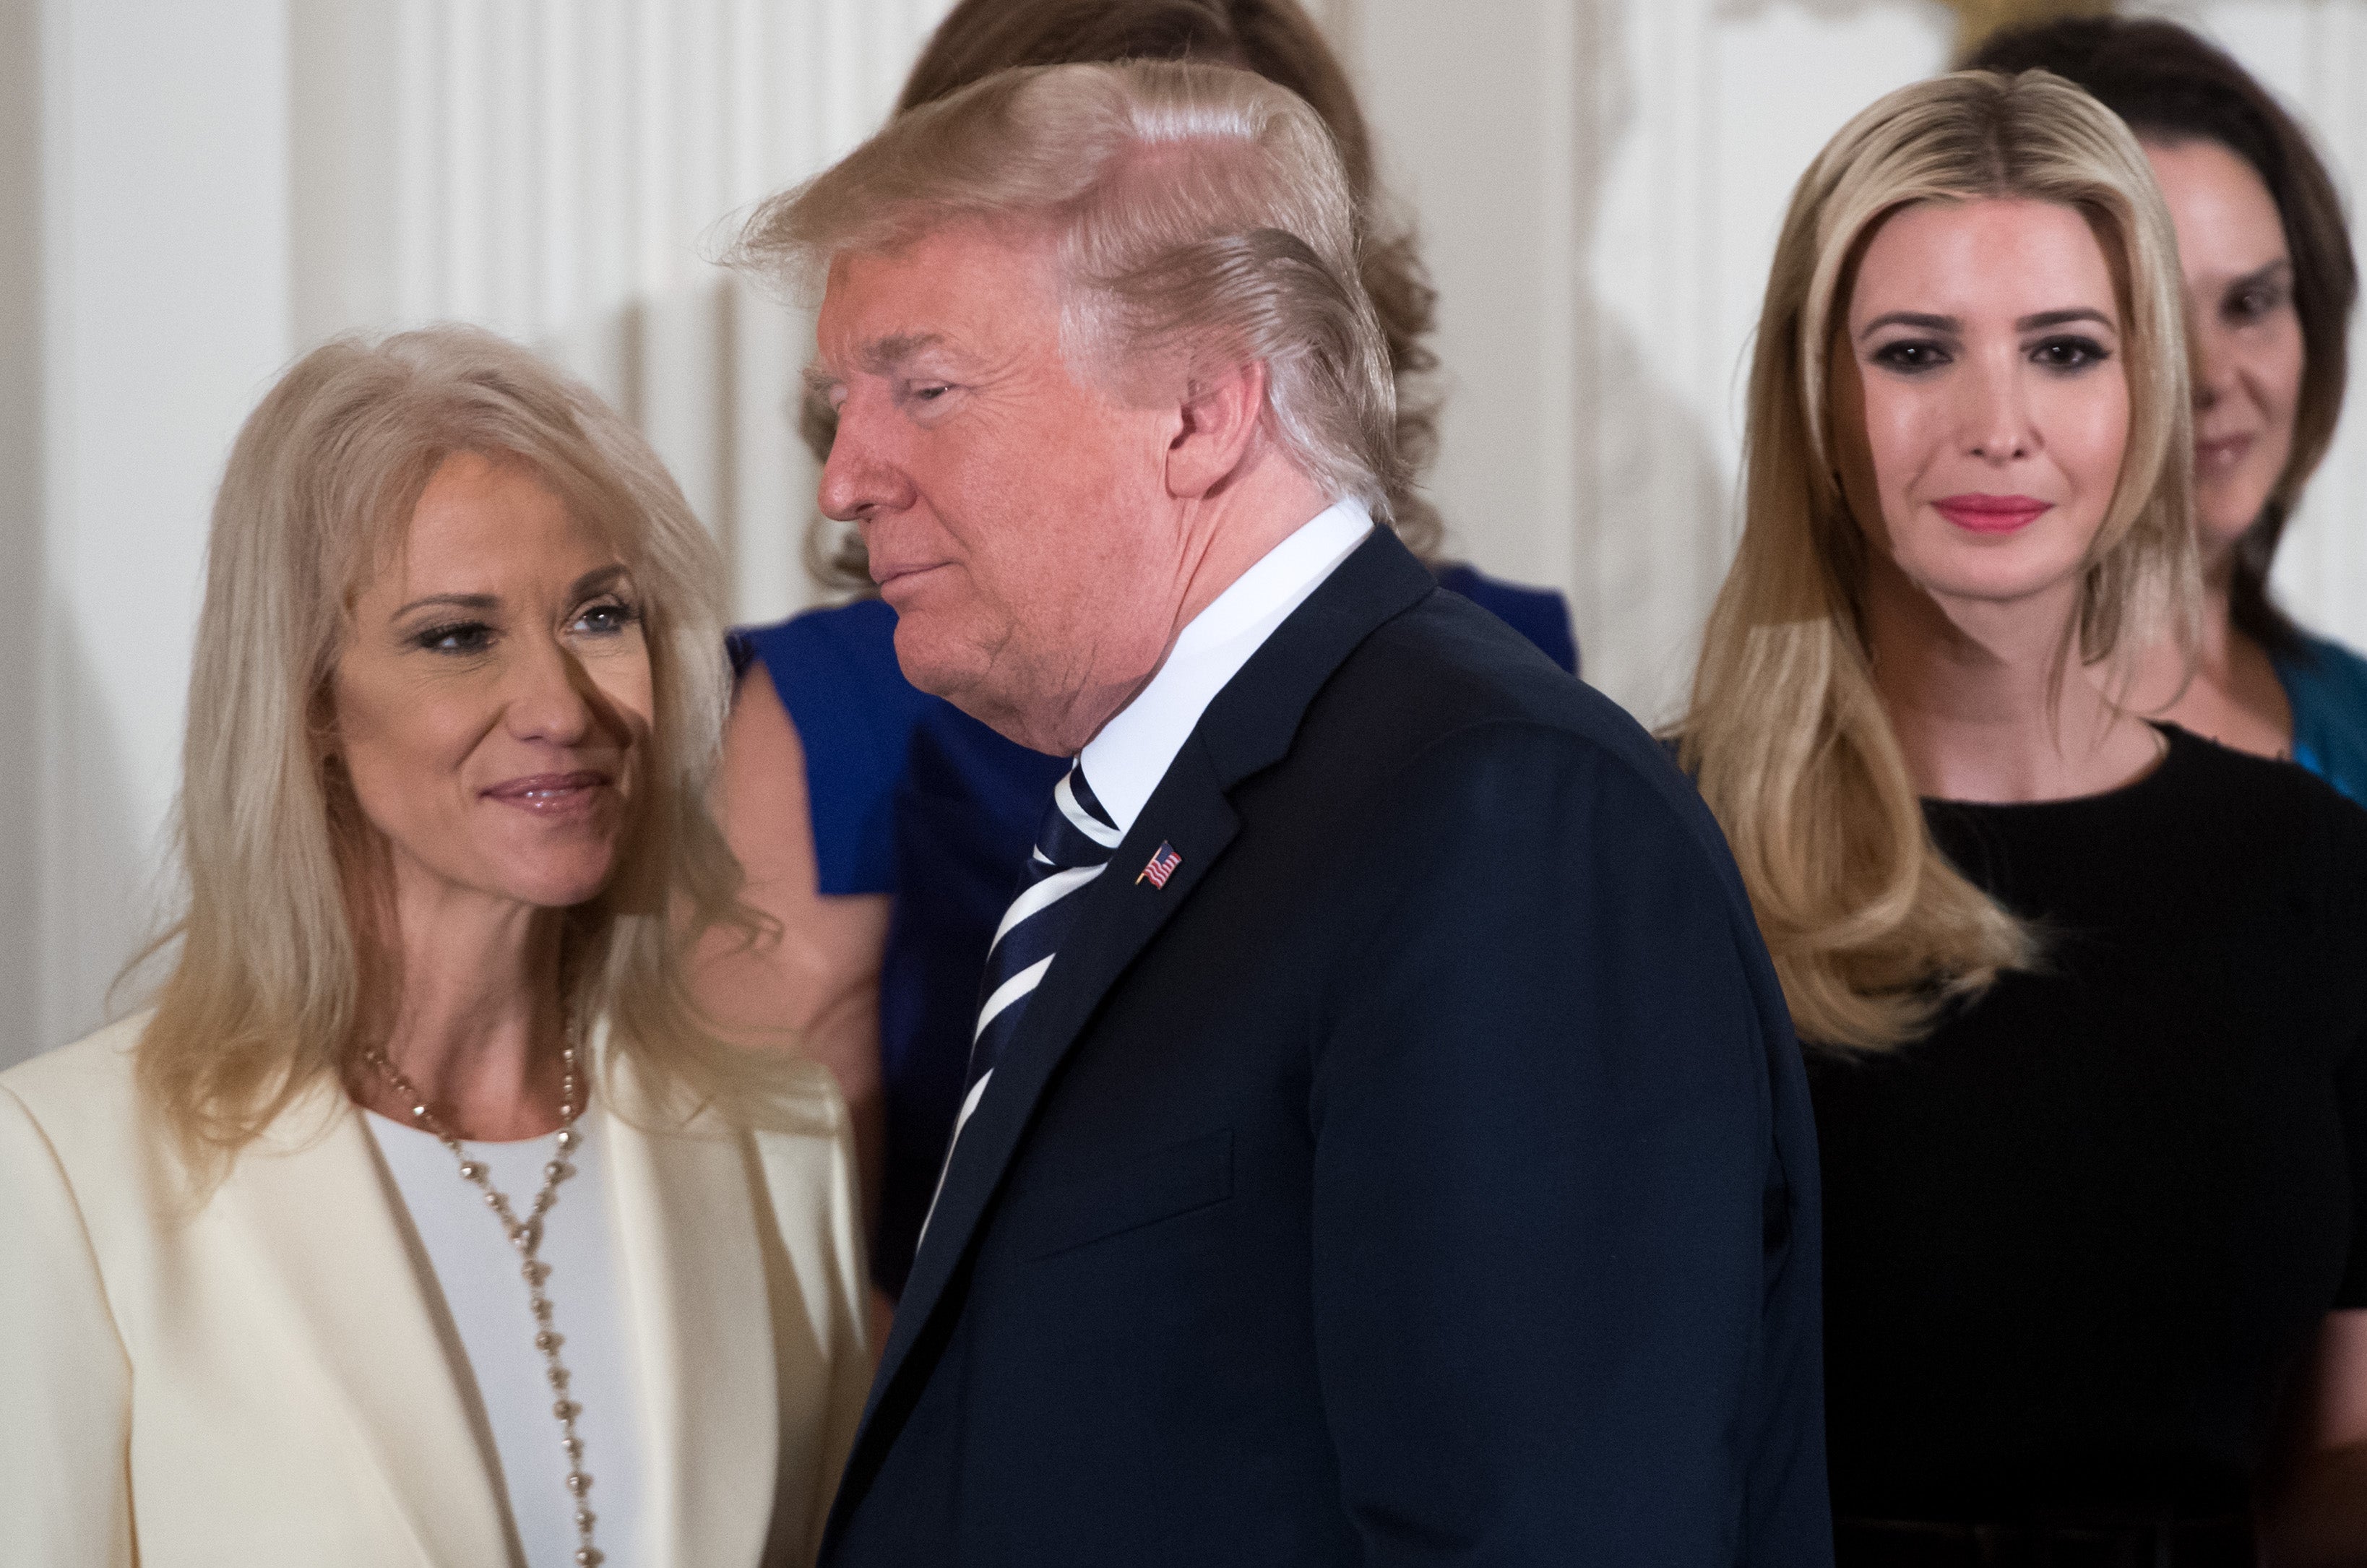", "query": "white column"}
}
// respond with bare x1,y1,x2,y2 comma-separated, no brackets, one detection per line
1350,0,1952,723
17,0,294,1066
0,0,40,1048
